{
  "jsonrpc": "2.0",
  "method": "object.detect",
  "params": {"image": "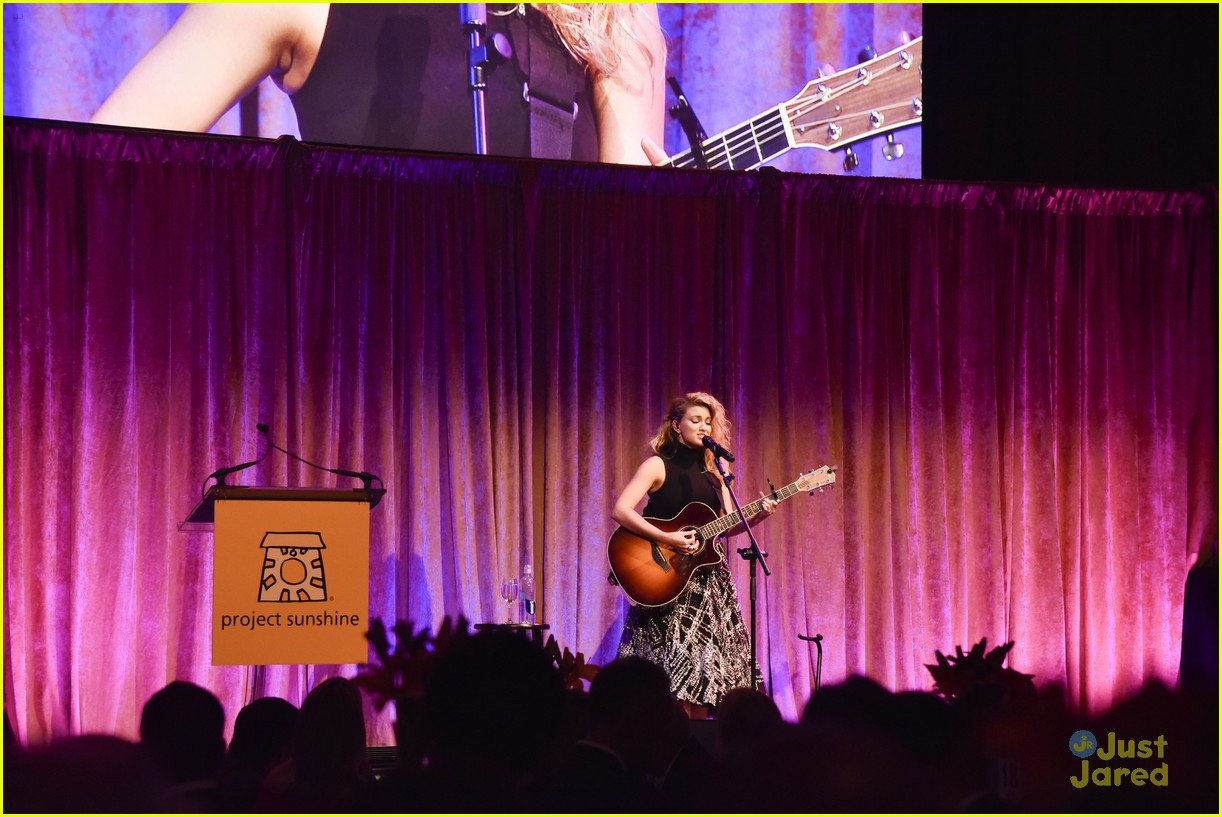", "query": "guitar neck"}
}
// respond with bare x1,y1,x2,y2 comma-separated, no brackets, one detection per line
665,106,792,172
698,478,804,540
